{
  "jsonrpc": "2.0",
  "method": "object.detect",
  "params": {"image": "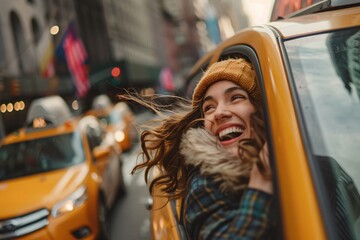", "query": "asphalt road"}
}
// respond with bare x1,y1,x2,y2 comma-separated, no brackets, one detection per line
110,110,155,240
